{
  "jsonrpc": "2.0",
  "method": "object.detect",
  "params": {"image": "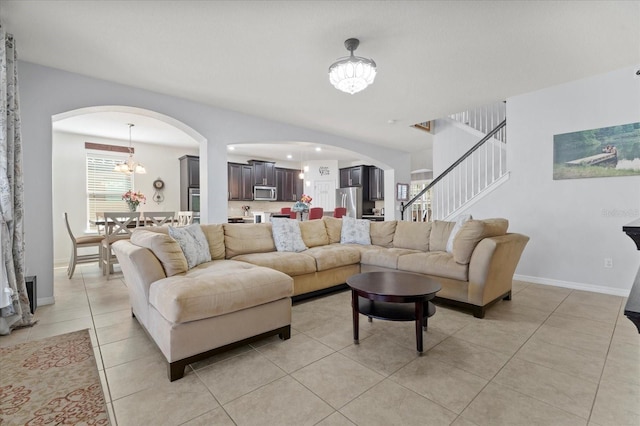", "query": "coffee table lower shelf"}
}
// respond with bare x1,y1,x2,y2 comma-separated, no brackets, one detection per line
357,297,436,322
